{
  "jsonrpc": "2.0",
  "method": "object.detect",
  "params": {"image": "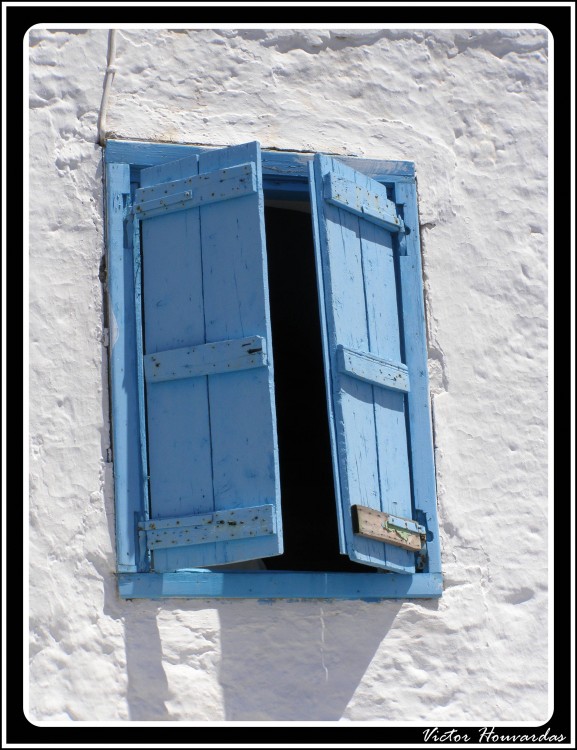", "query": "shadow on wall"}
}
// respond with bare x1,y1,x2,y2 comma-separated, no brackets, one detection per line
99,562,401,721
216,600,401,721
97,528,173,720
117,598,401,721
